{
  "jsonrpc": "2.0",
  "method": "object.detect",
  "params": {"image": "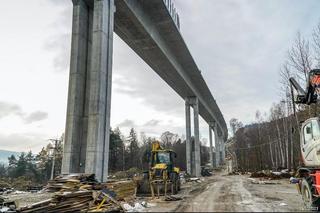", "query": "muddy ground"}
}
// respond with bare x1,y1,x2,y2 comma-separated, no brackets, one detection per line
146,172,304,212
